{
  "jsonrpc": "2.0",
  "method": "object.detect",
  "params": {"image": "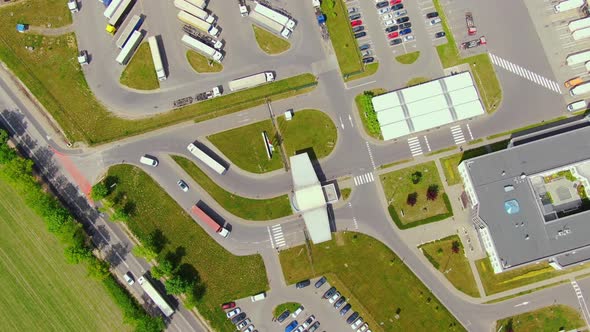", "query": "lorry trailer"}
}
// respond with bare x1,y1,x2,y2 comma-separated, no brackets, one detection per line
186,0,206,9
177,11,219,37
190,205,230,237
228,72,275,91
186,142,227,174
107,0,135,33
567,49,590,66
148,36,166,81
137,276,174,317
465,12,476,35
573,26,590,40
103,0,124,19
174,0,215,23
181,34,223,62
115,15,142,49
570,81,590,96
253,2,296,29
249,10,292,39
115,30,143,65
569,17,590,32
554,0,585,13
